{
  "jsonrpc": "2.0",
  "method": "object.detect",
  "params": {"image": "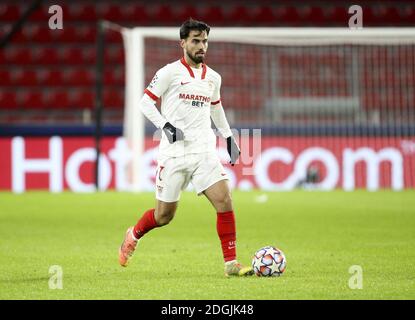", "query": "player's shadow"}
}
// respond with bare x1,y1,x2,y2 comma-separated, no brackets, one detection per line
0,276,51,283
